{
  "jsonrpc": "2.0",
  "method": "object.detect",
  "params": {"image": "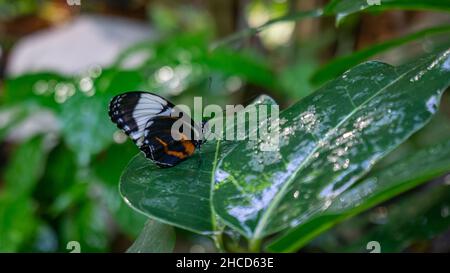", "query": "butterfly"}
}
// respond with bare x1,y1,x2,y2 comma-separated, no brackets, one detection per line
108,91,205,168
